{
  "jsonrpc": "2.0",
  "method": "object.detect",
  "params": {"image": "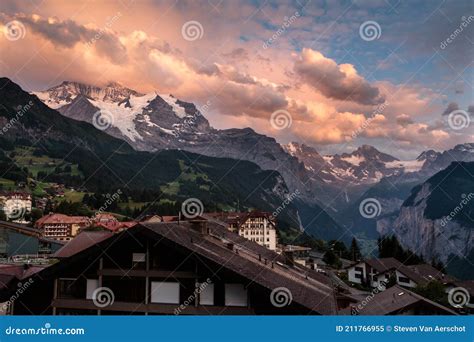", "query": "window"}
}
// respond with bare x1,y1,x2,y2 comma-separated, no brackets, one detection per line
150,282,180,304
354,273,362,279
199,283,214,306
57,278,84,299
86,279,99,300
398,276,410,284
355,266,363,272
225,284,247,307
132,253,146,262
